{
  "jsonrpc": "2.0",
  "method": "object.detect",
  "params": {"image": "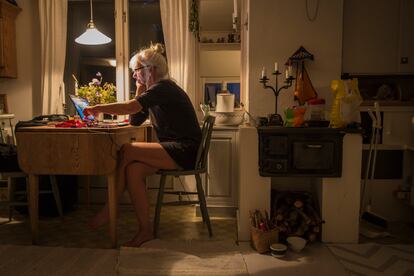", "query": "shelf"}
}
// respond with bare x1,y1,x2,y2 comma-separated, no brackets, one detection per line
199,43,240,51
362,144,408,150
360,104,414,112
0,114,15,120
